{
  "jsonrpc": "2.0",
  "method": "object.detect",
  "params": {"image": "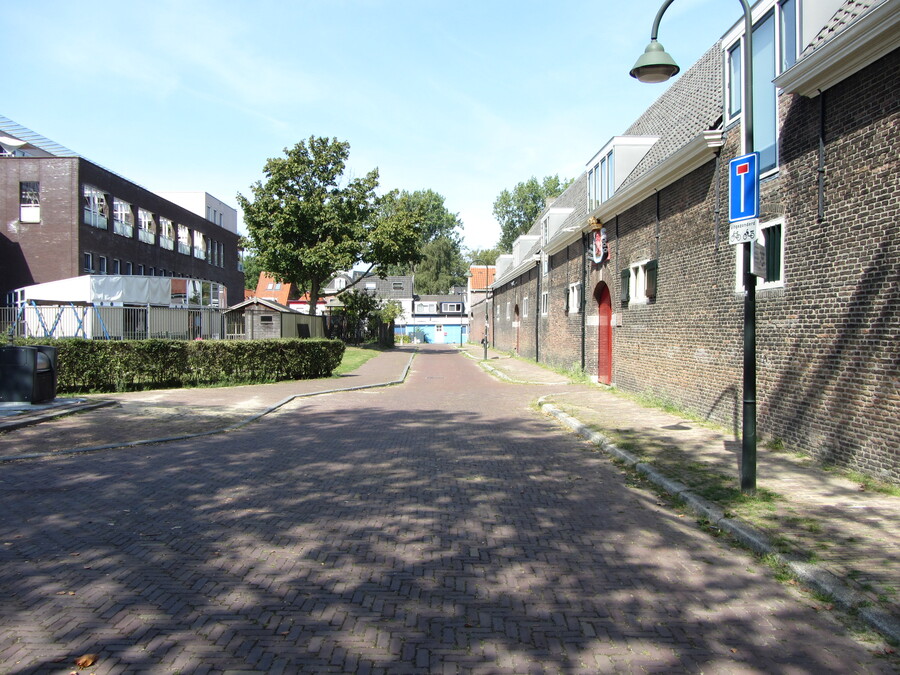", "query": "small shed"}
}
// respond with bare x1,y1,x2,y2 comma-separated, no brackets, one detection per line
224,297,326,339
